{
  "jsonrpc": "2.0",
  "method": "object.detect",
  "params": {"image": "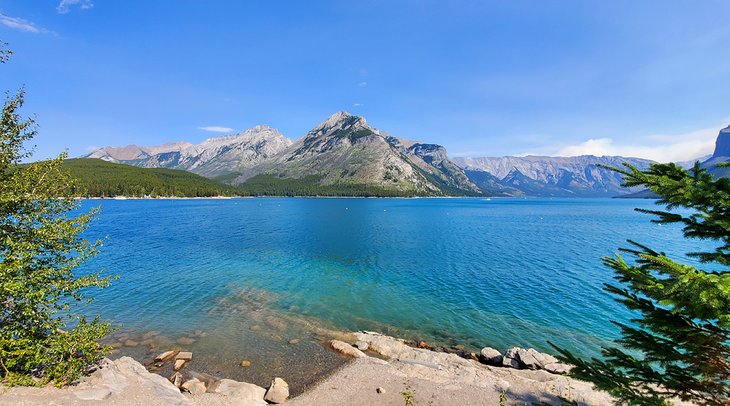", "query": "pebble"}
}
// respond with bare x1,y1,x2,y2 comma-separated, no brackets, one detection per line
240,360,251,367
288,339,300,345
376,387,385,394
